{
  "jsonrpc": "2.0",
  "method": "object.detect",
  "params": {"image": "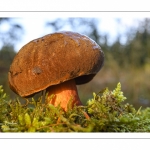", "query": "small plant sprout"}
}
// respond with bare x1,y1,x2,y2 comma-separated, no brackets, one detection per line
112,82,127,103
